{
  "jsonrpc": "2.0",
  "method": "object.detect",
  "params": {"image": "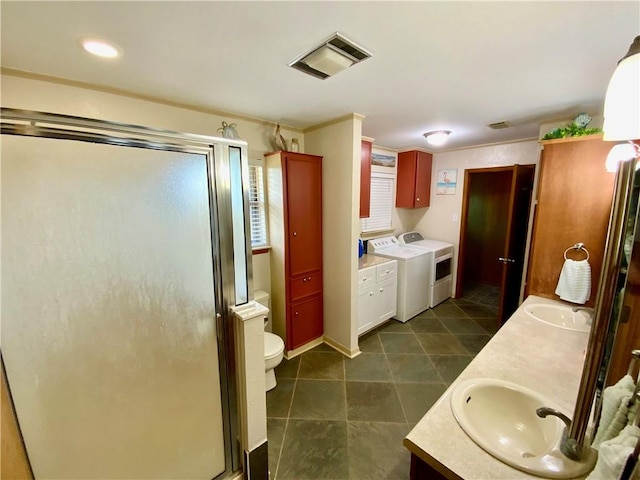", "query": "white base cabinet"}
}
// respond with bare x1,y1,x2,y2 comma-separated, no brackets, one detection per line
358,260,398,336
